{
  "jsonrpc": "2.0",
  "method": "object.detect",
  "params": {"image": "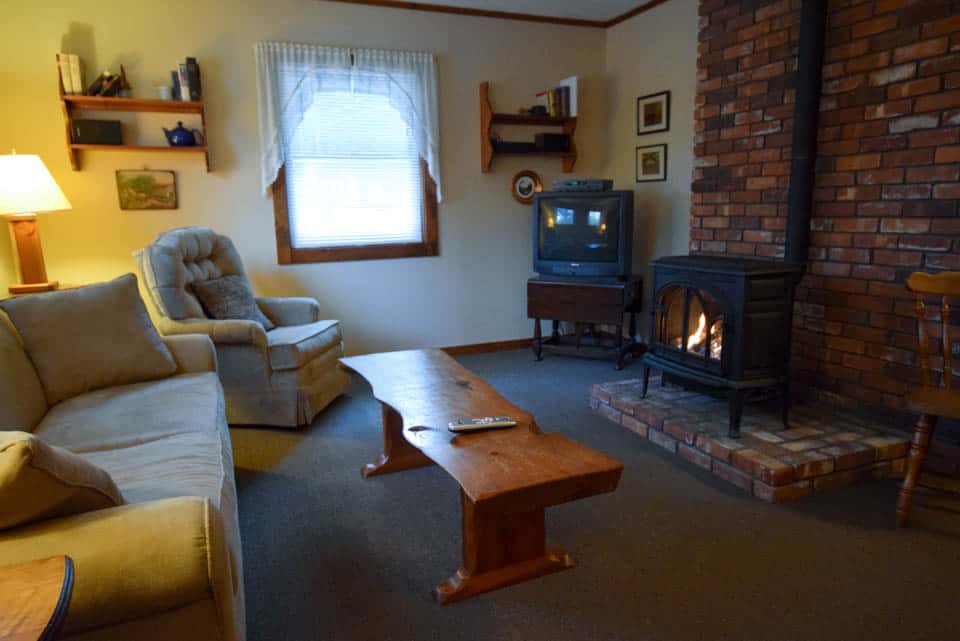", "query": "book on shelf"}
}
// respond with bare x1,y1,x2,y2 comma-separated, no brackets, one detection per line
185,57,201,101
558,76,578,117
68,55,83,96
57,53,73,94
171,70,181,100
176,57,202,102
178,63,191,102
